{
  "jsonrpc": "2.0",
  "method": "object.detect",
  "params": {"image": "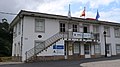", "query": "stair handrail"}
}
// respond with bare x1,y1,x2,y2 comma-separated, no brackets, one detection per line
25,32,67,62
